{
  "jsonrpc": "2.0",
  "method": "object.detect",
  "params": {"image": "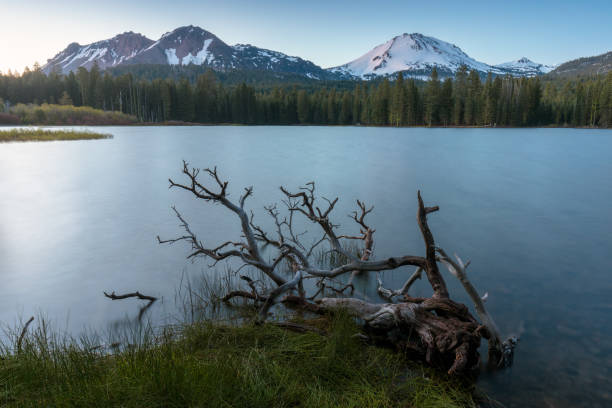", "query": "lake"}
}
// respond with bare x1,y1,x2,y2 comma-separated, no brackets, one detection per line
1,126,611,407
